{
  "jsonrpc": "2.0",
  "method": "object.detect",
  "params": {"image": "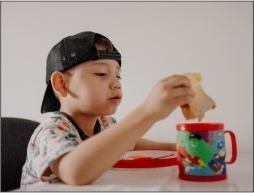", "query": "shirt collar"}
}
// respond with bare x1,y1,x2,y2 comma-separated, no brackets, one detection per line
53,111,101,140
